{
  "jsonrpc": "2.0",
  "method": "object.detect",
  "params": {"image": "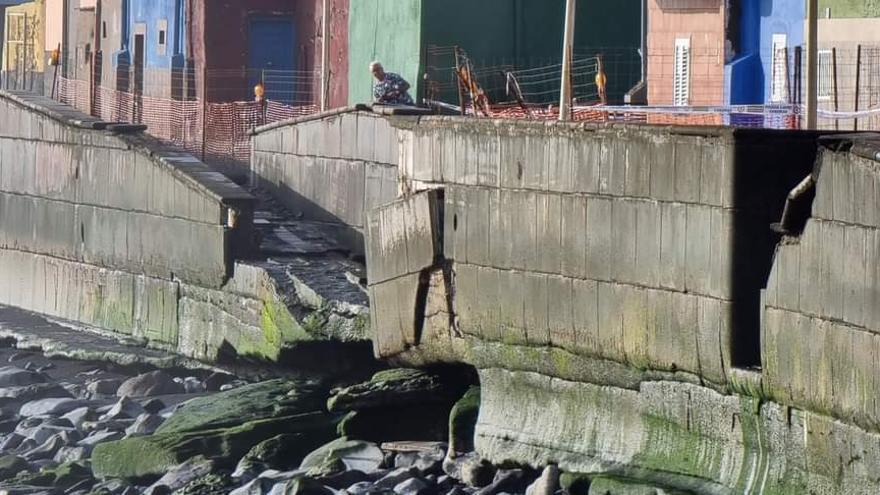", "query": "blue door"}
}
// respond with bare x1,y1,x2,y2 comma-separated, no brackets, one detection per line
248,16,296,103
